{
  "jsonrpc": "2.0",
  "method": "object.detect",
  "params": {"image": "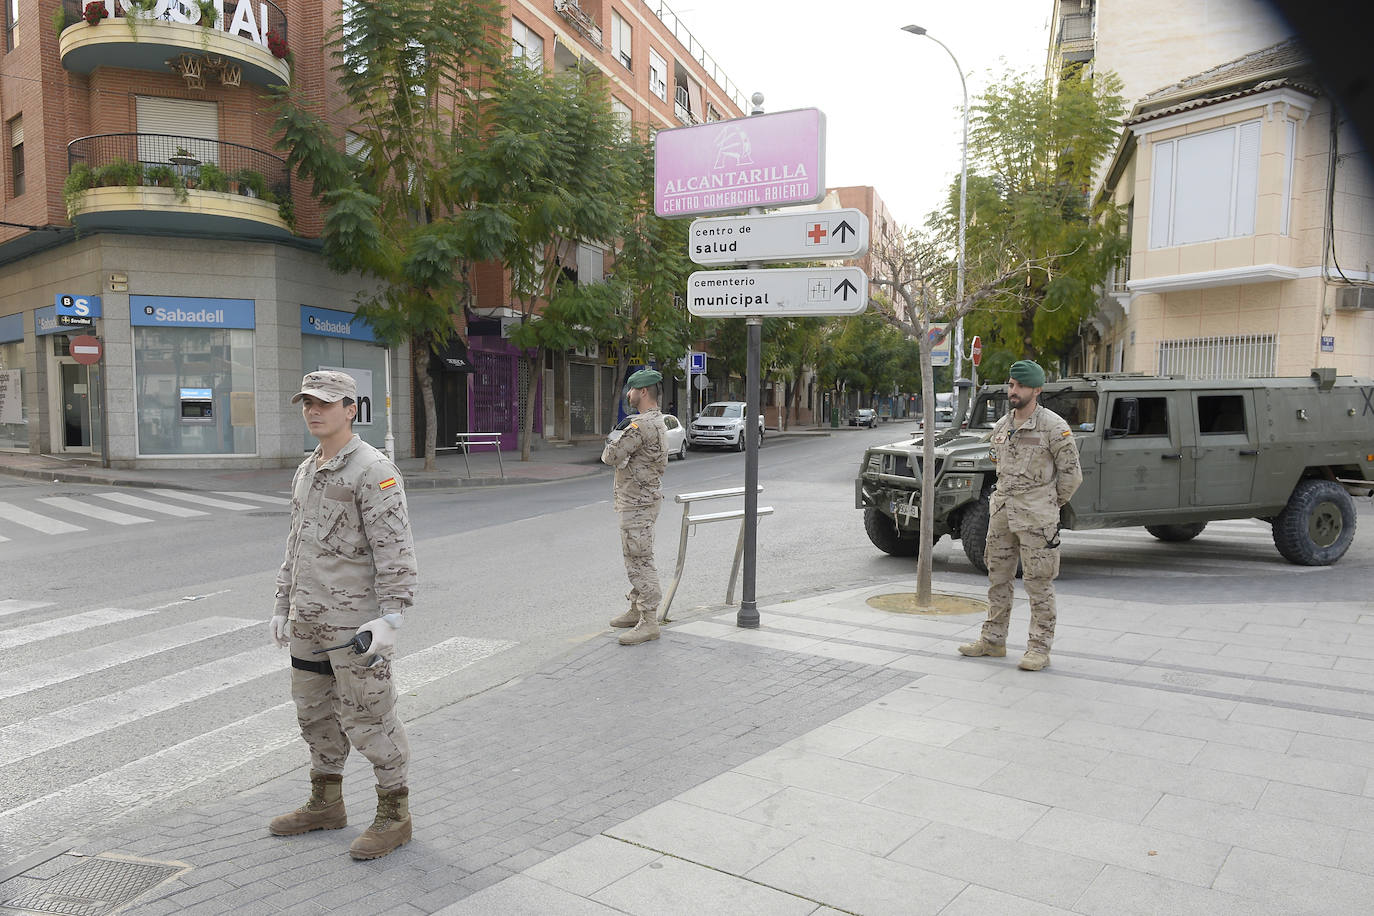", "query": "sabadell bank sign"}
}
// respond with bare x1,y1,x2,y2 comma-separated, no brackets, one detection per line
95,0,276,47
654,108,826,218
